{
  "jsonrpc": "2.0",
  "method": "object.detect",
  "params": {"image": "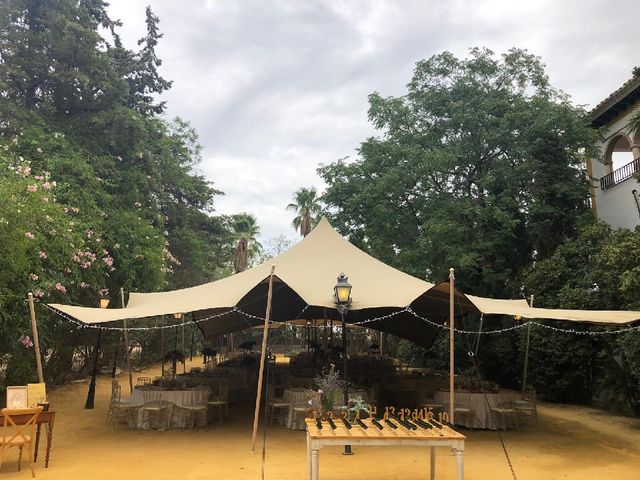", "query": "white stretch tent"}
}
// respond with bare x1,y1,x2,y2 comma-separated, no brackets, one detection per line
48,218,640,346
